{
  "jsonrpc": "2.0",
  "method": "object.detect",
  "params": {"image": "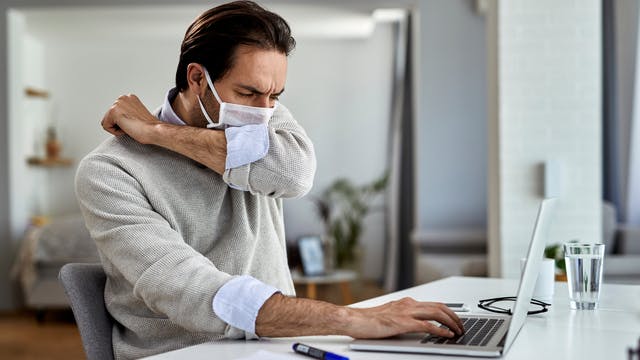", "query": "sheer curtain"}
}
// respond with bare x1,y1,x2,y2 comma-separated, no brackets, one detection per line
604,0,640,226
627,1,640,226
384,11,415,292
602,0,621,218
